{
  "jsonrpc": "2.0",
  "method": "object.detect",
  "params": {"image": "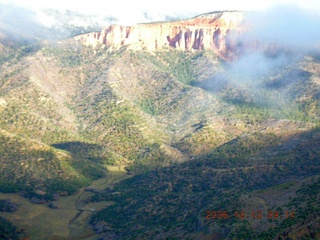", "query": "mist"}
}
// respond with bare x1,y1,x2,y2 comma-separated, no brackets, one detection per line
198,4,320,96
212,4,320,110
0,1,199,42
0,2,119,41
0,2,42,41
231,4,320,75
